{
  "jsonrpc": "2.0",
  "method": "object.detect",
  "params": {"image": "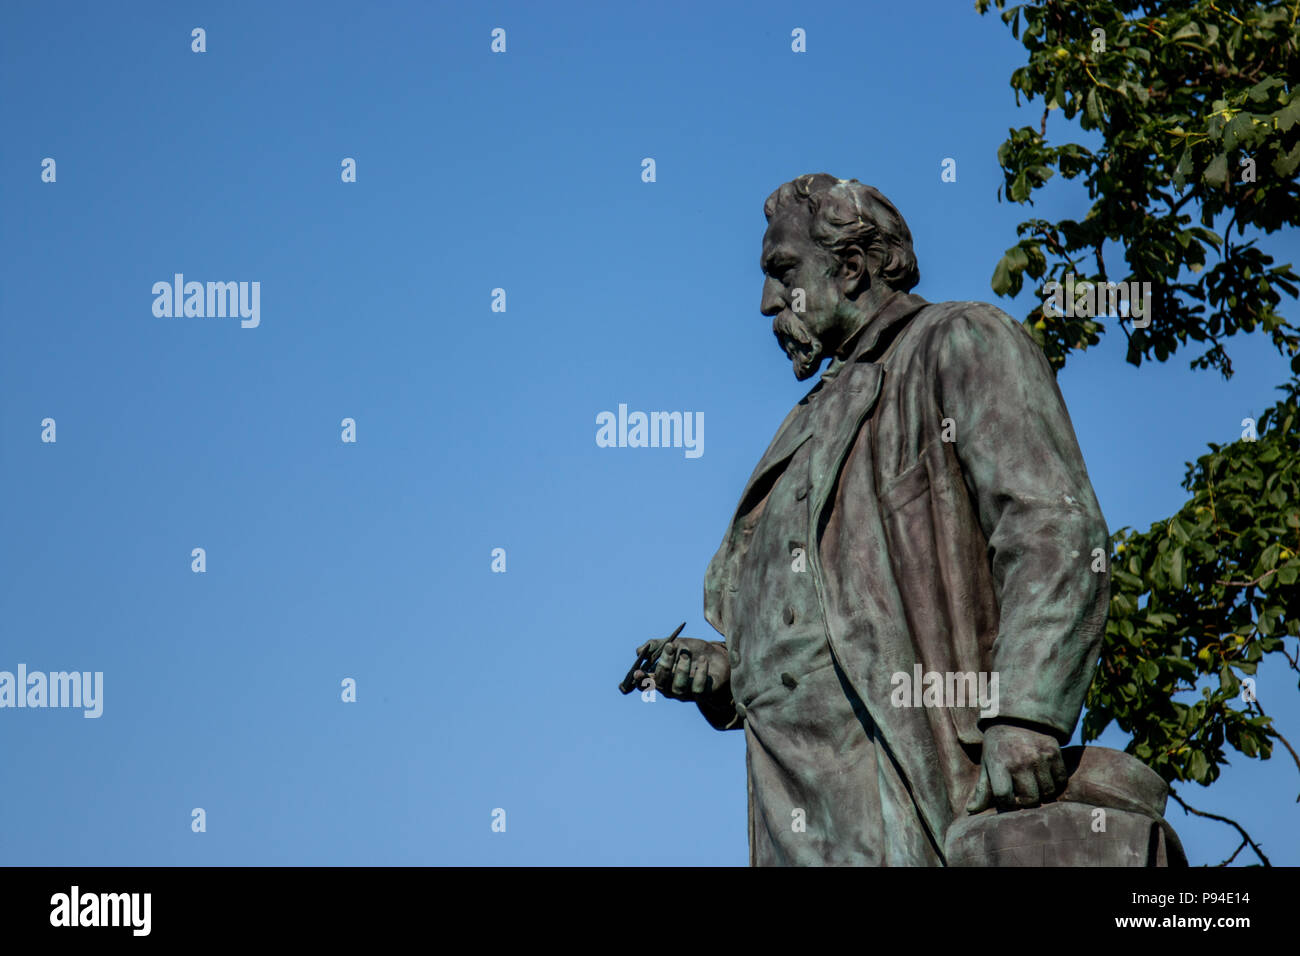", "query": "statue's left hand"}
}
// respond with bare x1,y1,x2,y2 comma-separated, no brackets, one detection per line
966,723,1068,814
